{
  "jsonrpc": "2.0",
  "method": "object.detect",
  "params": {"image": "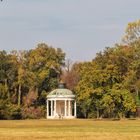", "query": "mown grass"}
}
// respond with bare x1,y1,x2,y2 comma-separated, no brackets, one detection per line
0,119,140,140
